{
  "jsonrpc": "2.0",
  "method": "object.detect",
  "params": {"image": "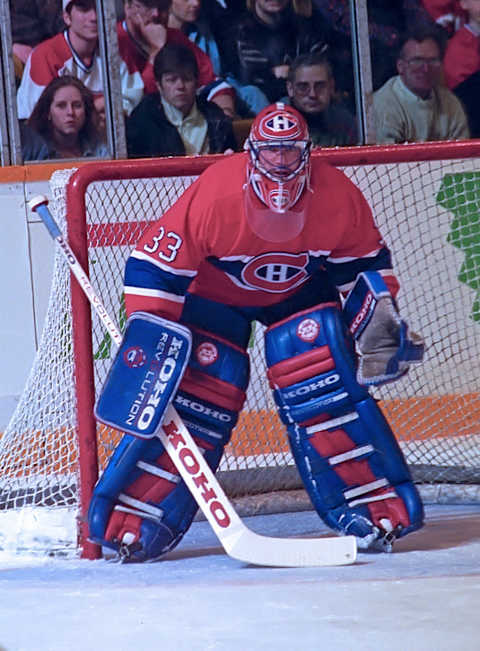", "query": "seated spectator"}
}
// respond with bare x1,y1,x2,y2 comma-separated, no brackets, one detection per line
11,0,64,65
217,0,328,116
444,0,480,89
444,0,480,138
421,0,467,34
126,42,236,157
26,75,108,159
117,0,232,114
167,0,236,117
312,0,434,97
285,52,357,147
373,25,470,143
168,0,222,75
201,0,246,40
16,0,143,120
19,121,49,161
